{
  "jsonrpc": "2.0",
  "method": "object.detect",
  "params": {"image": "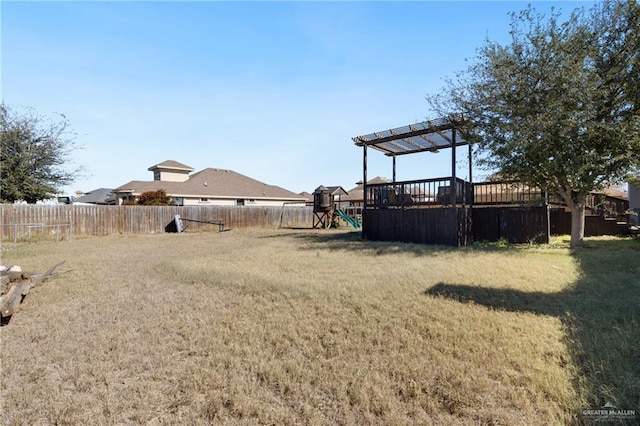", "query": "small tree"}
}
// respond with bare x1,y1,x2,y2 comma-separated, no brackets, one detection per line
429,1,640,248
136,189,175,206
0,104,82,203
